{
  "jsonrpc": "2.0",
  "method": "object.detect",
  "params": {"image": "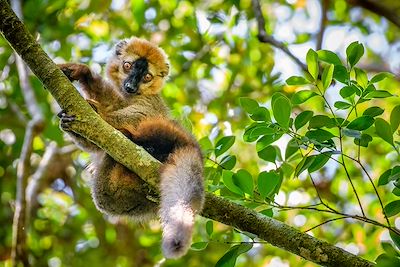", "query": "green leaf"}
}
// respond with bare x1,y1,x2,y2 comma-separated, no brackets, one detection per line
191,242,209,251
378,169,392,186
343,128,361,139
295,110,314,130
215,136,236,157
258,171,281,199
256,133,283,150
363,106,384,117
306,49,319,80
199,136,213,155
285,138,299,160
258,145,277,163
333,65,349,84
295,156,315,177
390,166,400,182
354,133,373,147
286,76,310,85
308,152,332,173
215,243,253,267
347,116,374,131
346,41,364,68
375,118,394,146
291,90,318,105
272,93,291,128
259,209,273,217
392,187,400,196
317,50,342,65
233,169,253,196
354,67,368,89
322,64,334,90
222,170,243,196
240,97,259,114
244,123,278,141
308,115,336,129
306,129,335,142
365,90,393,99
381,242,400,257
334,101,352,110
339,86,356,98
390,105,400,133
220,155,237,170
206,220,213,236
384,200,400,217
390,231,400,251
370,72,394,83
250,107,271,122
